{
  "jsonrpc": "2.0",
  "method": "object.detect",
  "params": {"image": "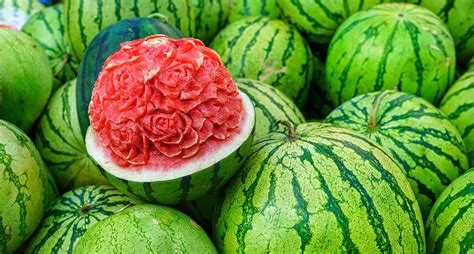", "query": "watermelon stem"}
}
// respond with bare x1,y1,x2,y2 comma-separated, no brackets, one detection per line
274,120,297,140
80,199,110,214
368,90,392,130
